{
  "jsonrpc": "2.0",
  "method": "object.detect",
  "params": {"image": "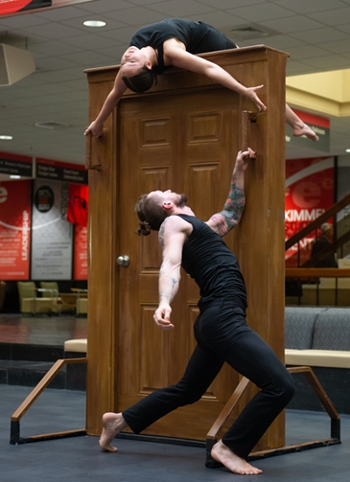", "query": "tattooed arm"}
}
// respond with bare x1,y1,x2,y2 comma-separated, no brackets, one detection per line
206,148,255,237
153,216,188,330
